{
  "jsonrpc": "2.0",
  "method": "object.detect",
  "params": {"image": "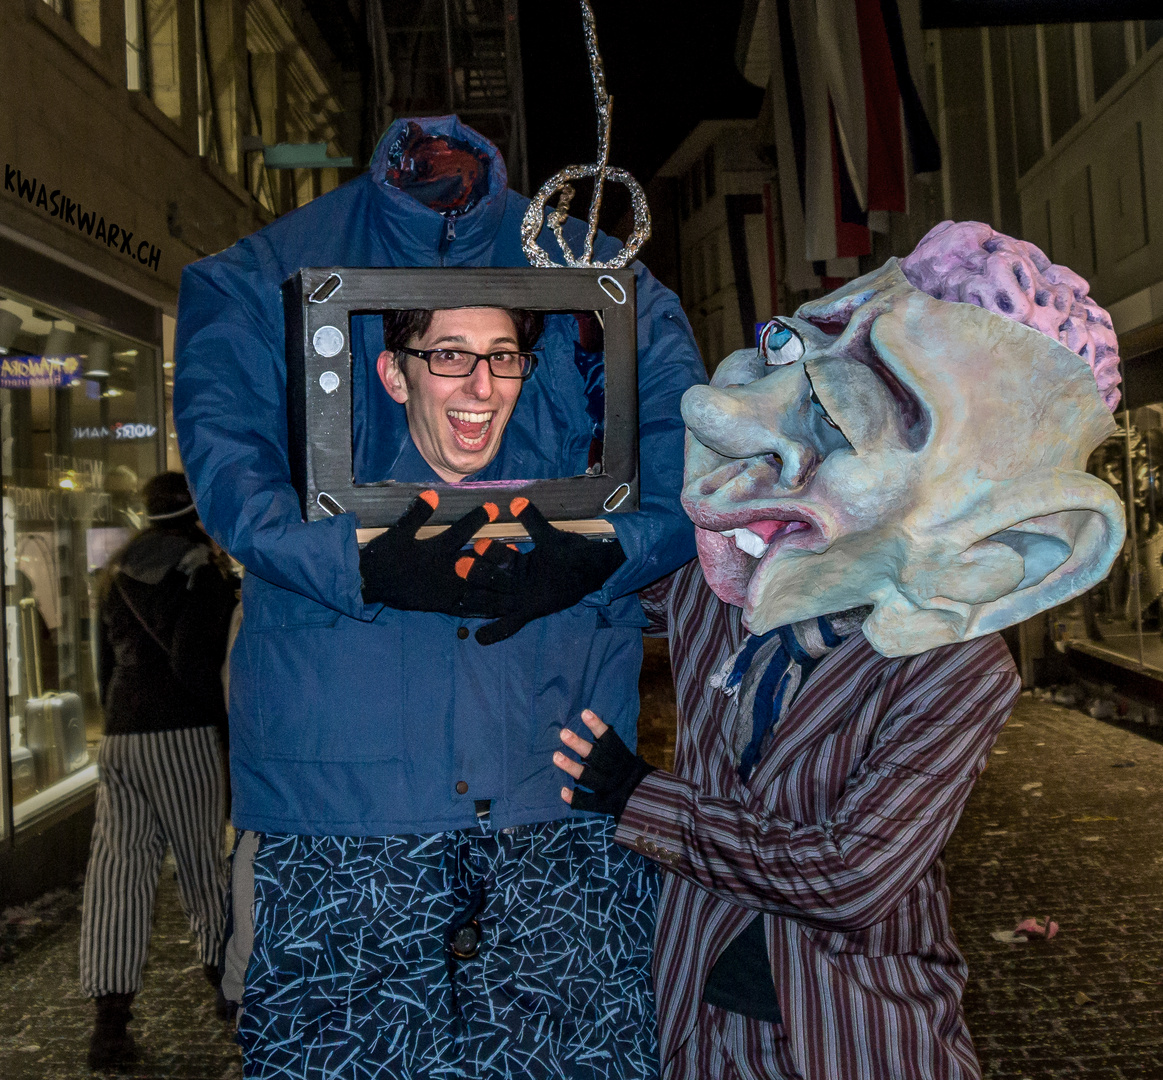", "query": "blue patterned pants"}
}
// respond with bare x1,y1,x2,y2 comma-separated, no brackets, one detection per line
239,818,659,1079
